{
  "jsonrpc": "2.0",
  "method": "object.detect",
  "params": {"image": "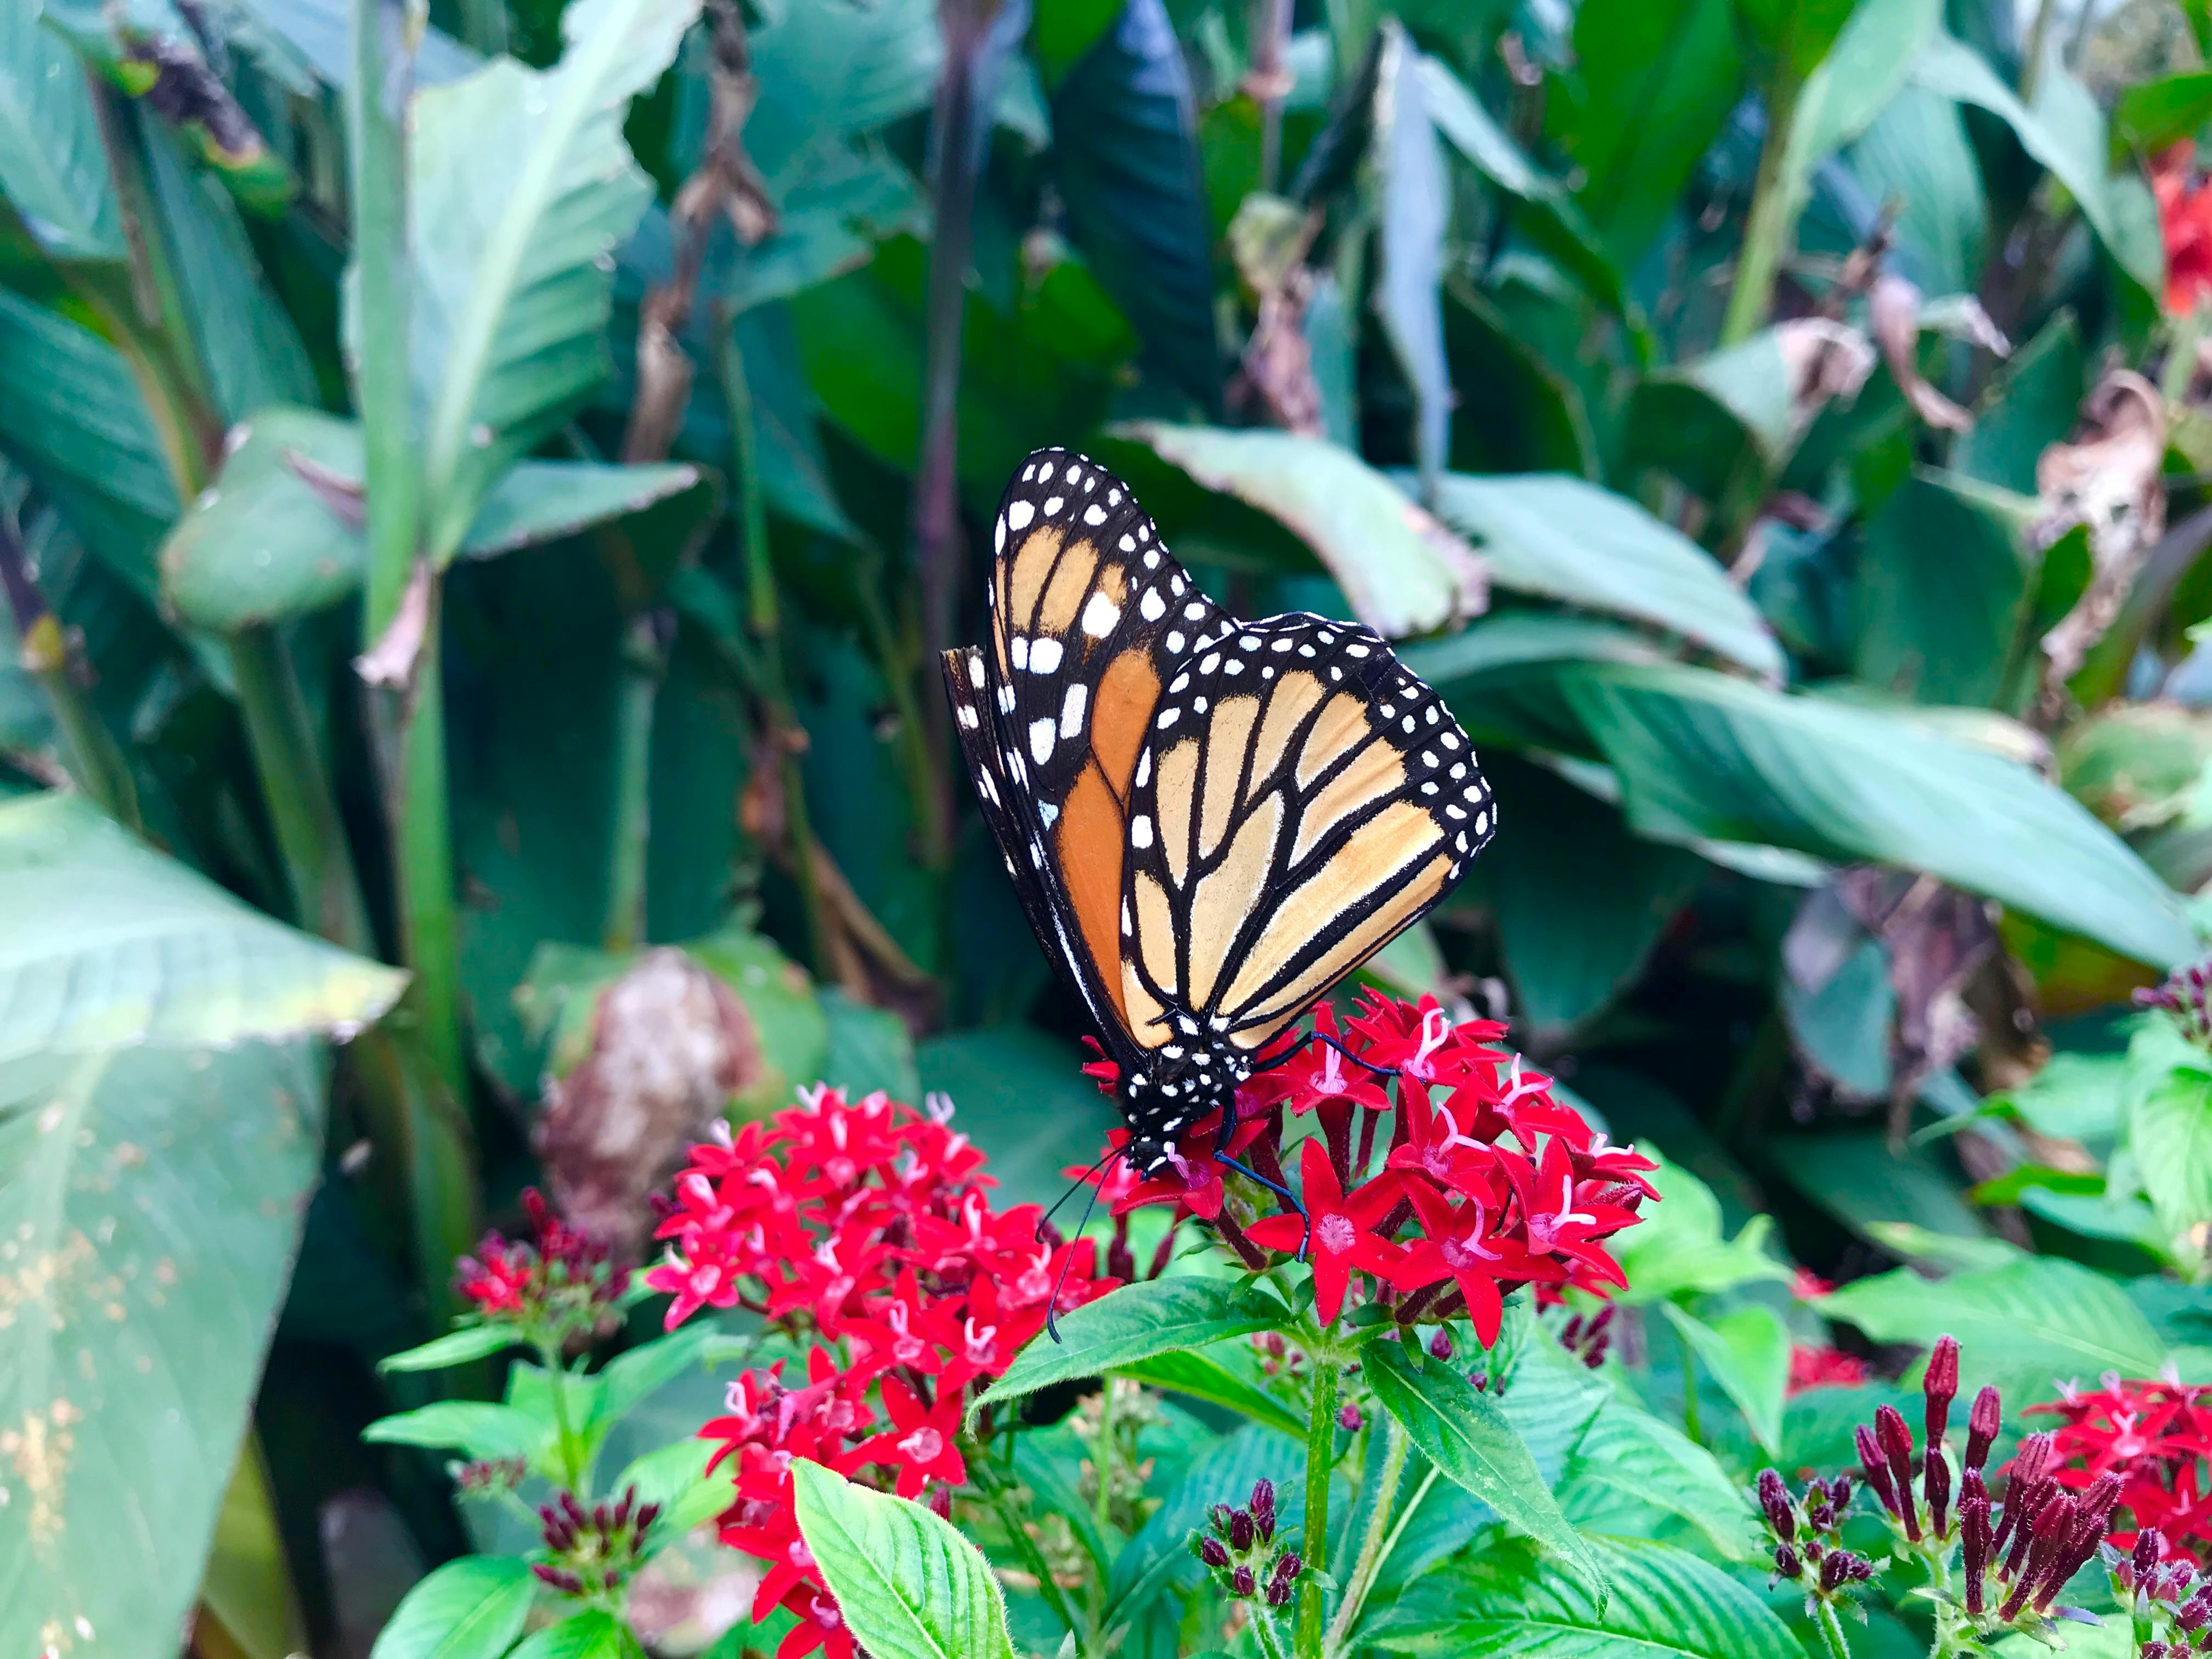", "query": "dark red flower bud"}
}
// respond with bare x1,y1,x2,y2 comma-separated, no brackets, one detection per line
1924,1336,1959,1446
1855,1424,1900,1519
1232,1565,1256,1598
2177,1588,2212,1633
1924,1445,1953,1538
1820,1550,1872,1592
1808,1497,1835,1531
1826,1474,1853,1510
1774,1542,1803,1580
1966,1386,2002,1472
1875,1407,1922,1541
1757,1470,1796,1541
2011,1430,2055,1488
2003,1495,2075,1619
634,1502,660,1534
2135,1529,2165,1580
1469,1370,1489,1391
1264,1572,1295,1607
1429,1328,1453,1361
1230,1509,1255,1553
1273,1550,1302,1583
1199,1536,1229,1569
1338,1402,1364,1432
926,1486,952,1519
1961,1479,1992,1615
1251,1479,1276,1541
